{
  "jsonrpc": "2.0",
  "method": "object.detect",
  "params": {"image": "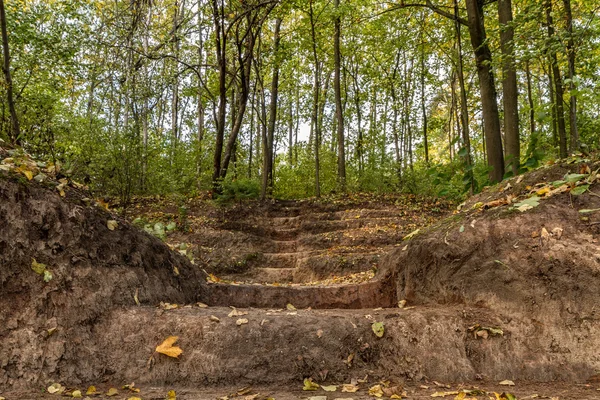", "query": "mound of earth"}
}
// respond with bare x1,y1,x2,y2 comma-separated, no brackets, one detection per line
382,159,600,382
0,148,206,389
